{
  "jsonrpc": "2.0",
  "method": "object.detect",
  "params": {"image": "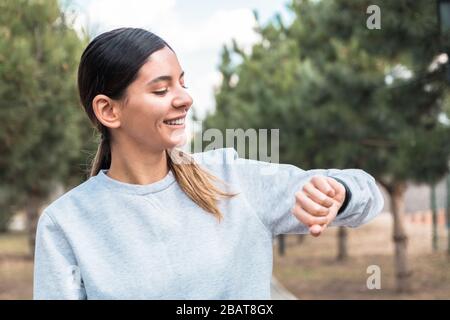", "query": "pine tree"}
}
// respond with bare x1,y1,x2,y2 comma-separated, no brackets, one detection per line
0,0,92,255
